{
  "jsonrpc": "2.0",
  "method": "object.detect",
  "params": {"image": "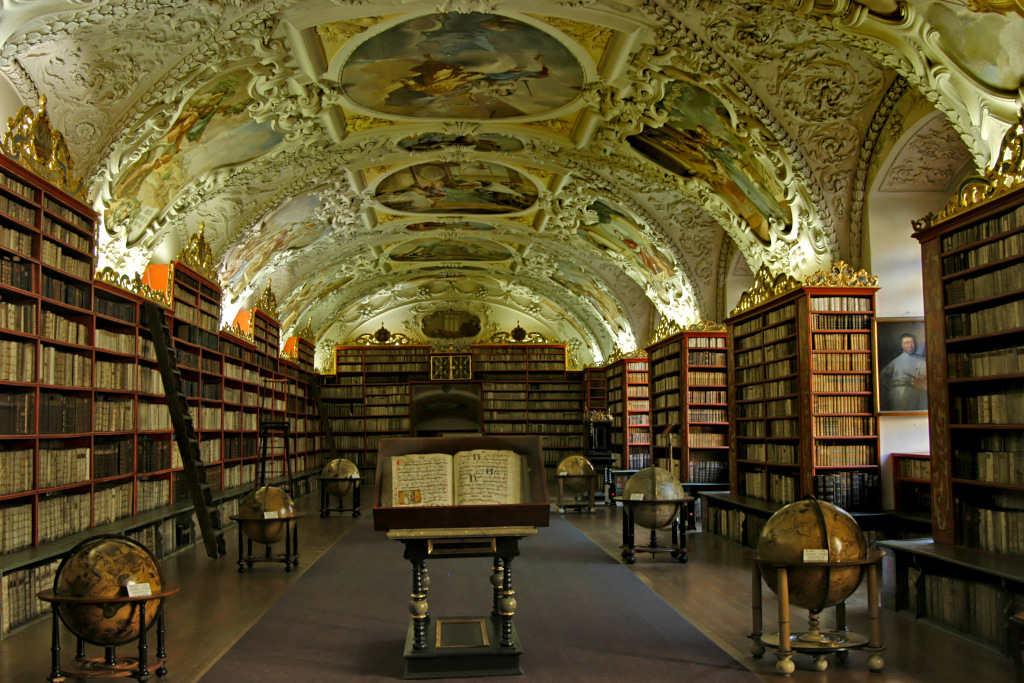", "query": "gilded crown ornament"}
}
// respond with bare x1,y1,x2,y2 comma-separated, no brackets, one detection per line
731,265,801,316
686,320,727,332
649,316,683,346
914,105,1024,231
803,261,878,288
255,279,280,321
1,95,85,200
489,323,549,344
296,317,316,343
95,267,170,307
175,222,217,281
